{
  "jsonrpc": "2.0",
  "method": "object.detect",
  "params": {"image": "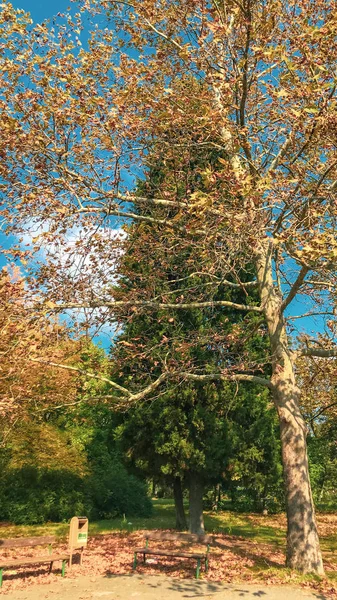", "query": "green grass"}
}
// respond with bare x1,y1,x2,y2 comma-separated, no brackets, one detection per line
204,511,286,546
0,499,286,544
0,499,333,558
0,499,177,540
